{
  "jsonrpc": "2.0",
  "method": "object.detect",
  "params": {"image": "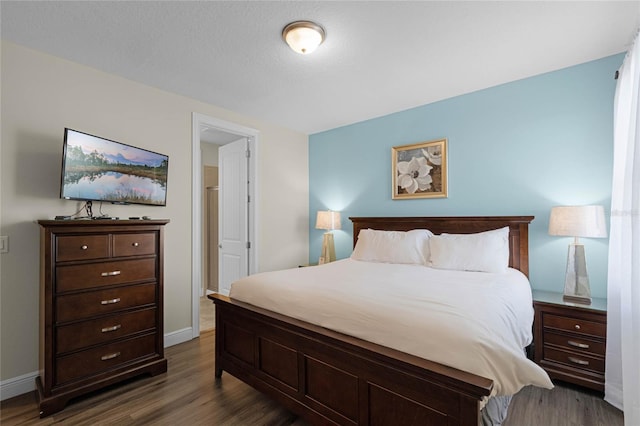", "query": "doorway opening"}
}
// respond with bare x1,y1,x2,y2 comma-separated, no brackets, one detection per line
191,113,259,338
201,159,218,332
